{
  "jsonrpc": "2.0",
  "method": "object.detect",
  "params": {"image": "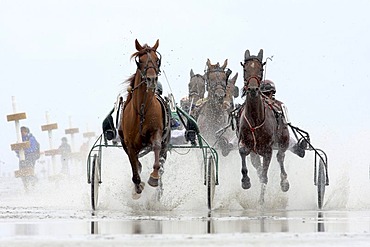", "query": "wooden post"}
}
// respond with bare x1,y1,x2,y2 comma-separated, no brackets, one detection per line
41,111,59,175
7,96,31,177
65,116,80,170
82,124,96,147
79,124,95,174
65,116,79,153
